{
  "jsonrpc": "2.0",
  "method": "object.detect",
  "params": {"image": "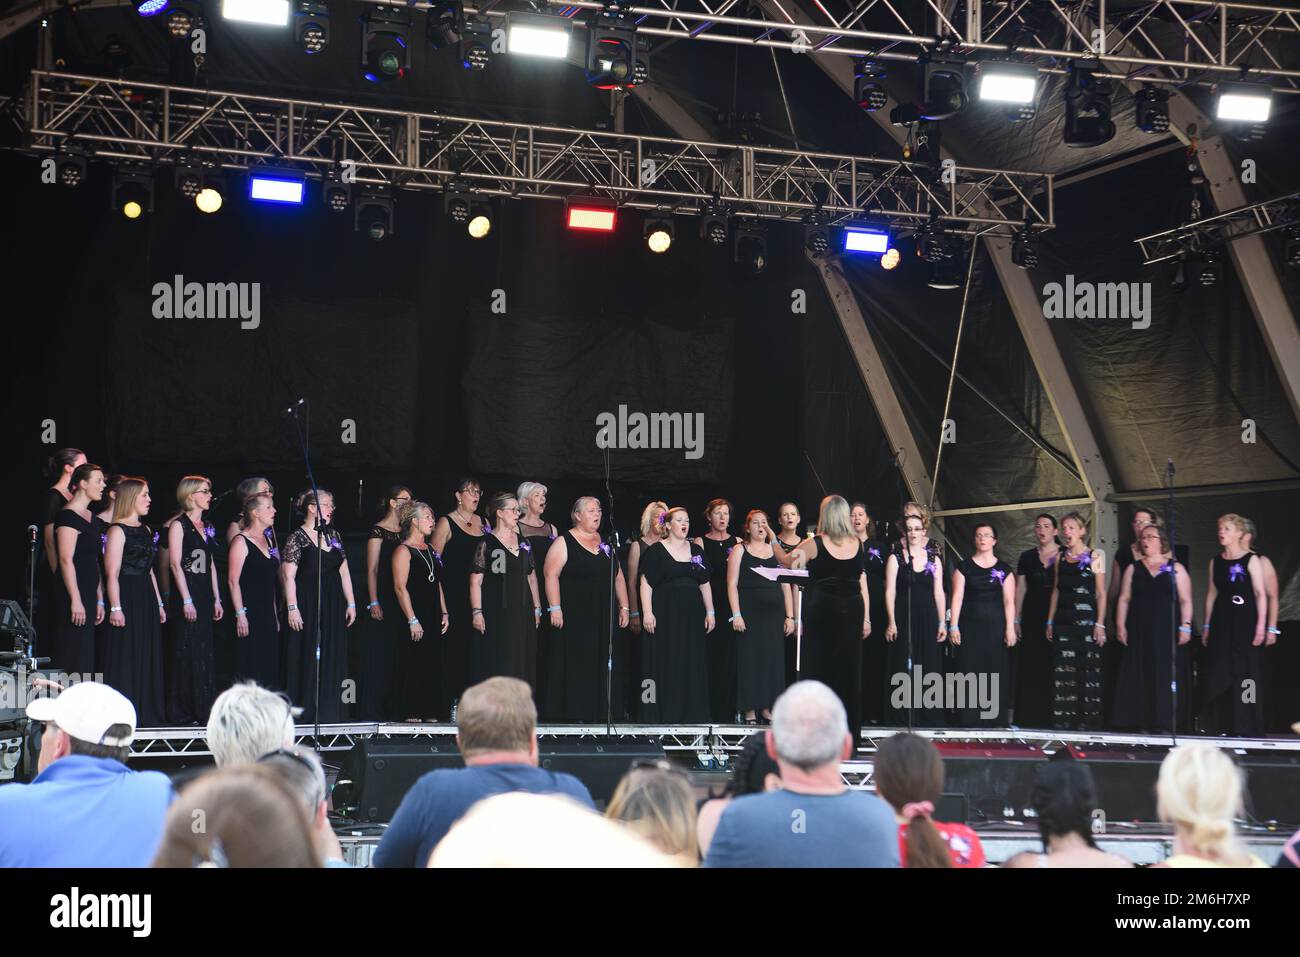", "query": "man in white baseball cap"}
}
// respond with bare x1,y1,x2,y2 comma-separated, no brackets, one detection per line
0,680,173,867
